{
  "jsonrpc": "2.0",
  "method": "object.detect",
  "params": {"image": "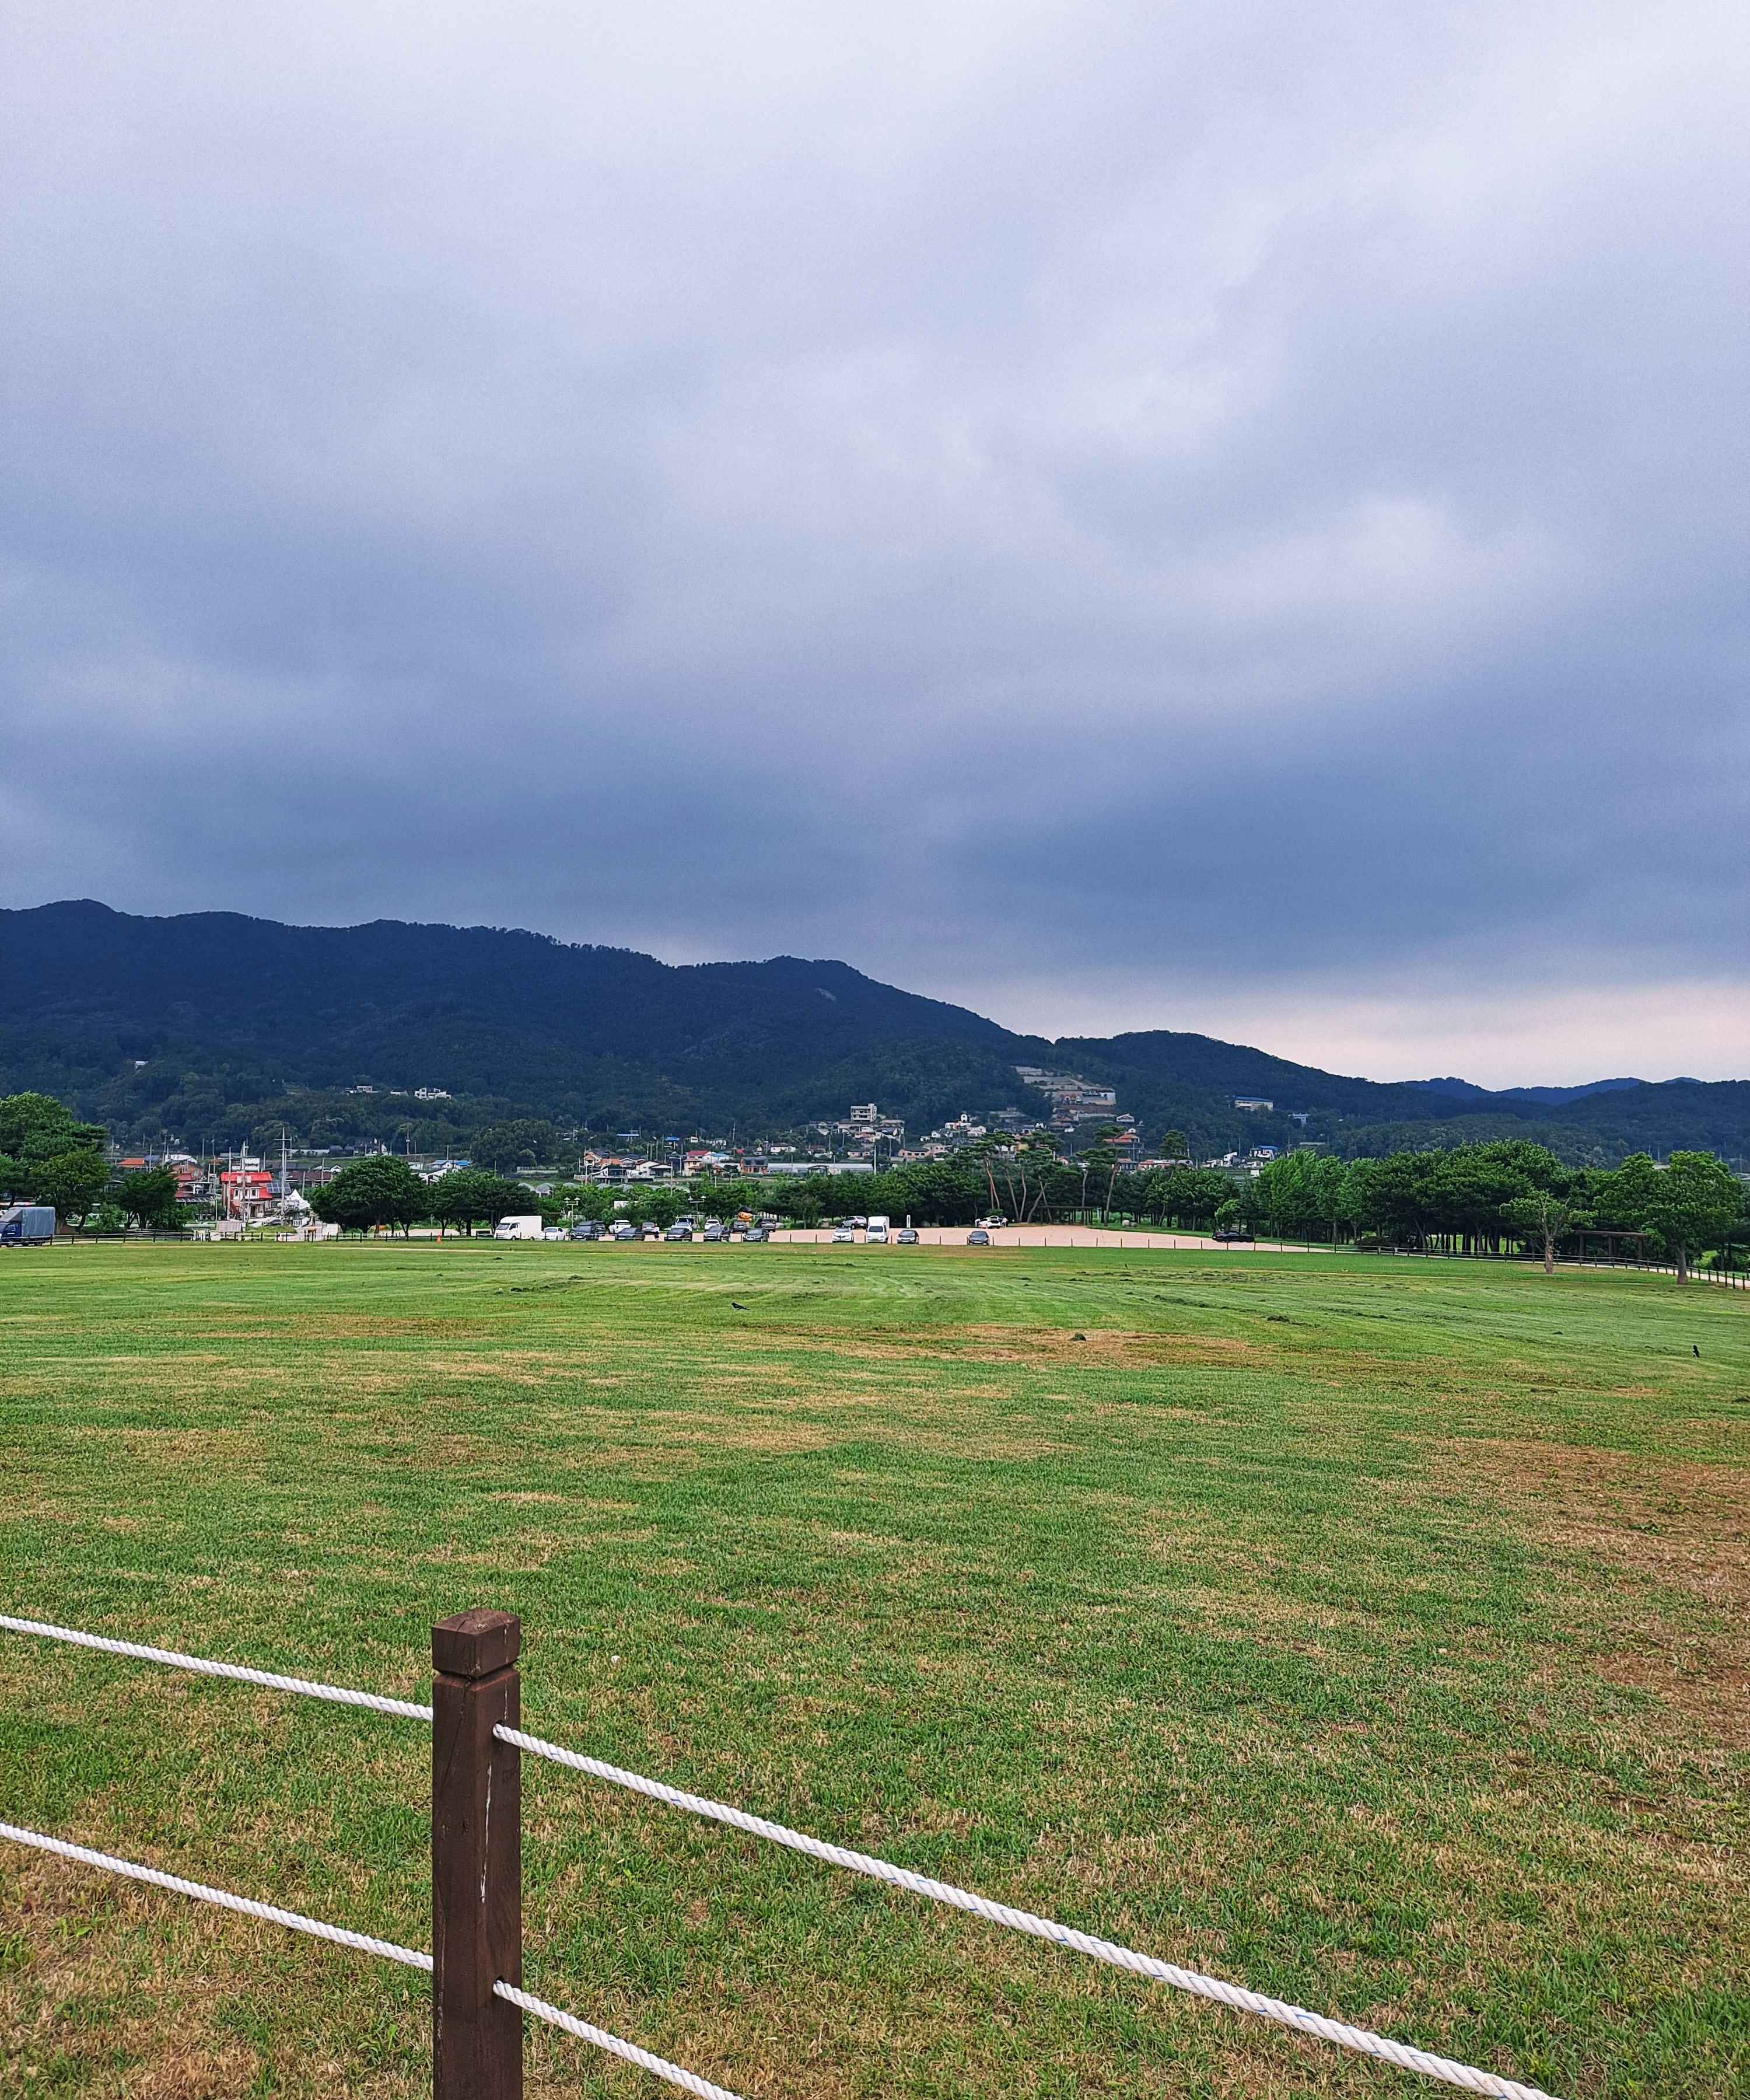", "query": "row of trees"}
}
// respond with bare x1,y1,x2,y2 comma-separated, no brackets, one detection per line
307,1136,1746,1277
12,1083,1742,1274
1237,1140,1745,1279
